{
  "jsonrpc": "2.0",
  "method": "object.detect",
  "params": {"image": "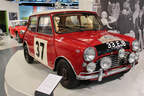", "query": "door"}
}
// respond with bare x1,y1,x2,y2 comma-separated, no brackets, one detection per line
34,15,56,68
26,16,38,56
